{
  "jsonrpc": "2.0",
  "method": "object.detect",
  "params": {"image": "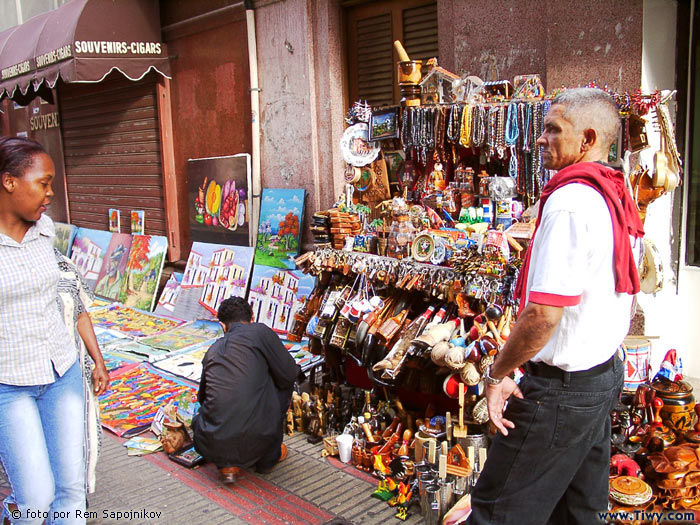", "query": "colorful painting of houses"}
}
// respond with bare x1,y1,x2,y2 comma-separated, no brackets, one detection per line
154,272,183,315
70,228,113,290
248,265,315,334
171,242,254,321
254,189,306,269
